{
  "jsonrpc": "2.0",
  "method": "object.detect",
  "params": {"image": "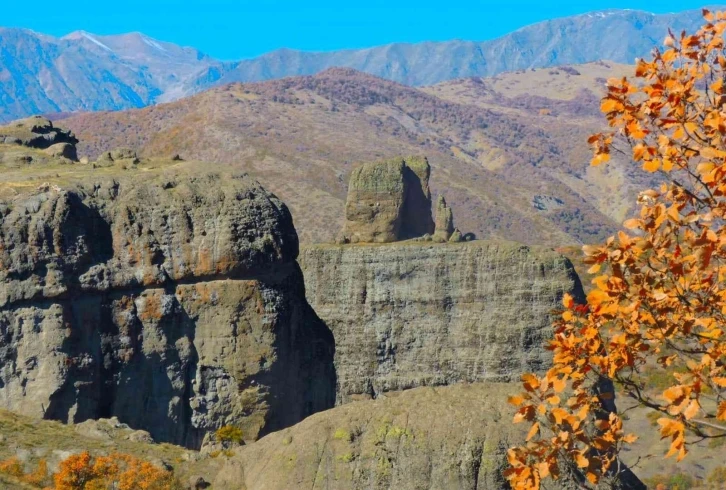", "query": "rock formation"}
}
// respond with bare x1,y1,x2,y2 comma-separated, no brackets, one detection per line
338,156,434,243
0,116,78,151
215,383,642,490
0,167,336,448
433,195,455,242
0,117,80,167
299,241,584,403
